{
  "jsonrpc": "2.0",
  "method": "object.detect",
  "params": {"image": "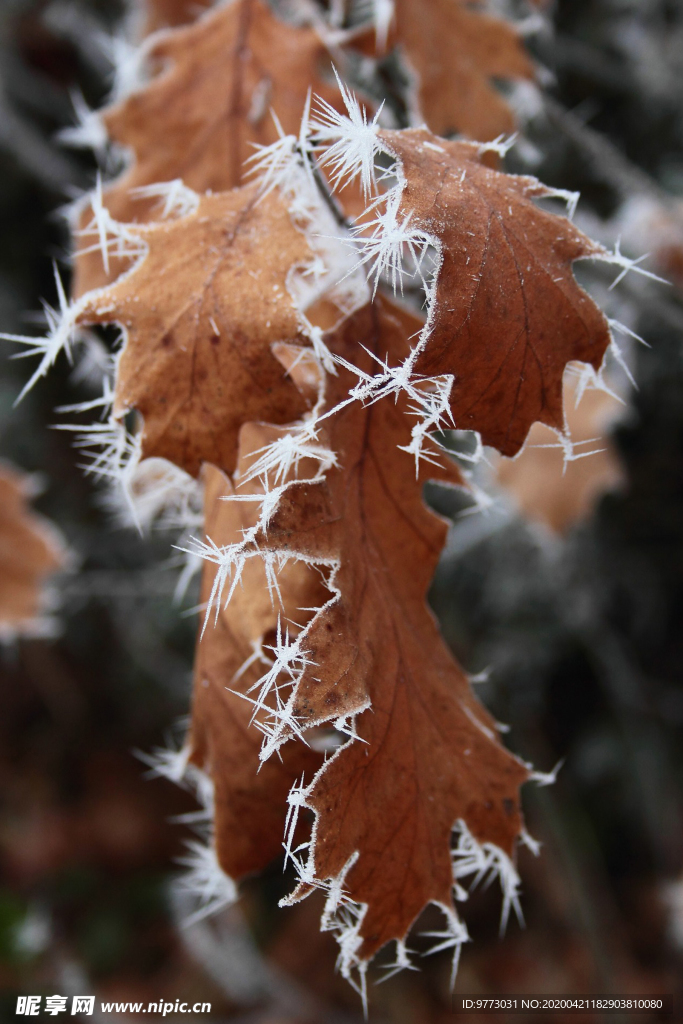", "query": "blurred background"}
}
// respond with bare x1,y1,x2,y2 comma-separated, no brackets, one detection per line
0,0,682,1021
